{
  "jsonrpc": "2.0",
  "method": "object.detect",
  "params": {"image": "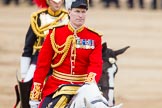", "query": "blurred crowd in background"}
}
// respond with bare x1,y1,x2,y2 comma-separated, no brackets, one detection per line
1,0,162,10
2,0,33,6
100,0,162,9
